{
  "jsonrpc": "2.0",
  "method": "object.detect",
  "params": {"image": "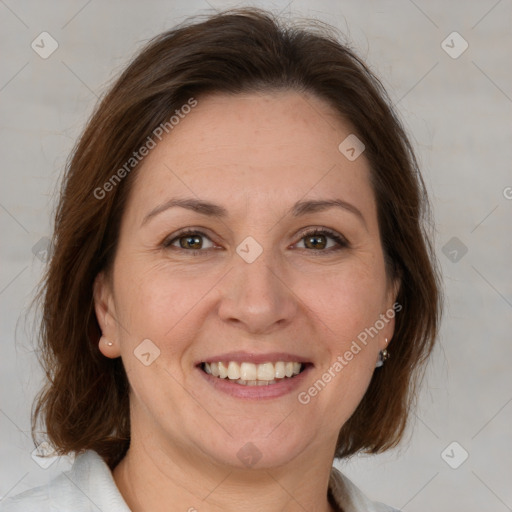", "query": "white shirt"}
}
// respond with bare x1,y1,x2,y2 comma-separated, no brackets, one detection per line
0,450,400,512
